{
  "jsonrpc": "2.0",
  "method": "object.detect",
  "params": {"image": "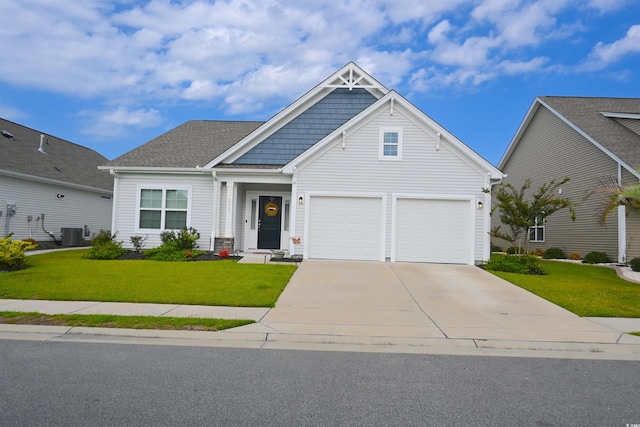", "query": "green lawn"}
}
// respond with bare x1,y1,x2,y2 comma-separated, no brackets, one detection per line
0,311,253,331
490,259,640,318
0,250,297,307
